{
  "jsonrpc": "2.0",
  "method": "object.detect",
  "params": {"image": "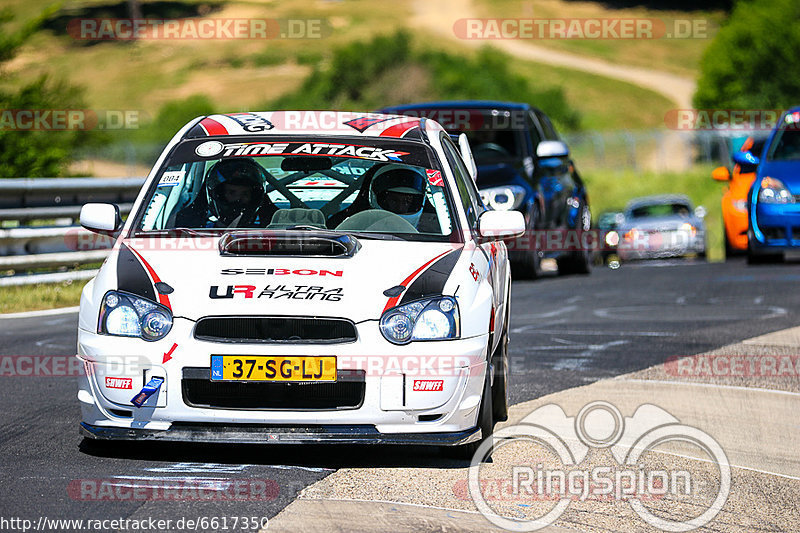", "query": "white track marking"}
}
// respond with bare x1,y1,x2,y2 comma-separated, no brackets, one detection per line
617,378,800,397
0,306,79,319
